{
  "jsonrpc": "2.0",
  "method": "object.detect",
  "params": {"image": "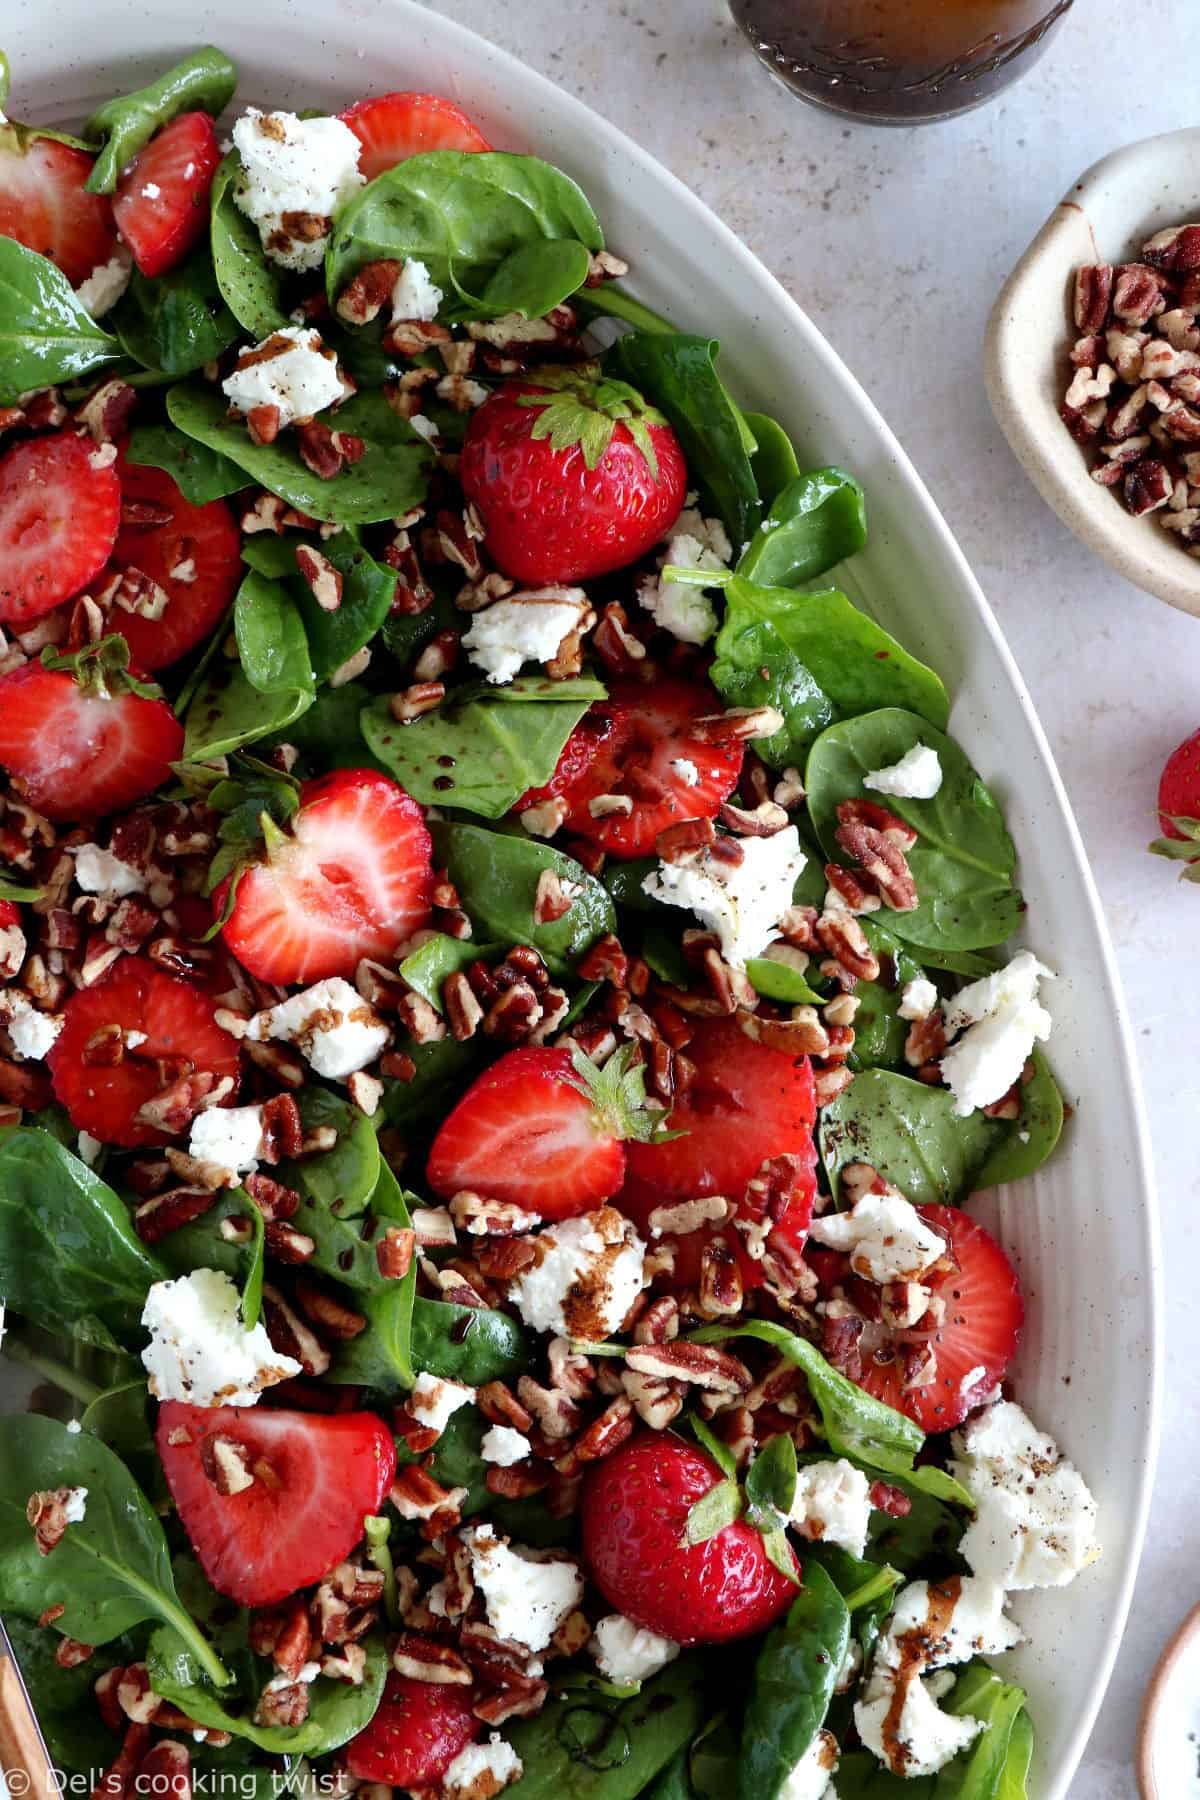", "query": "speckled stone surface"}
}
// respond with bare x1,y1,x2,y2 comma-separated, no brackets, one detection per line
419,3,1199,1793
